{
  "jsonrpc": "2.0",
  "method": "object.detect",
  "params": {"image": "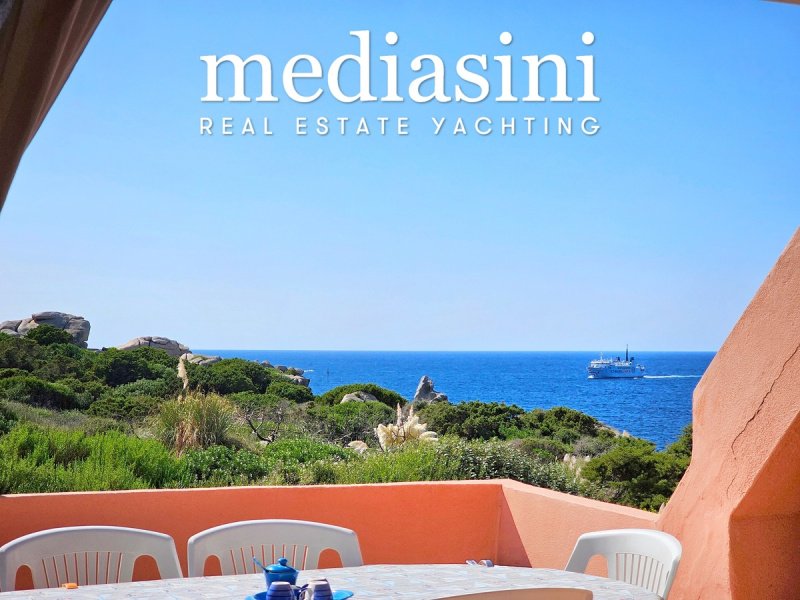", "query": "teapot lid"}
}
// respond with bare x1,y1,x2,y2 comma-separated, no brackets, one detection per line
267,557,297,574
